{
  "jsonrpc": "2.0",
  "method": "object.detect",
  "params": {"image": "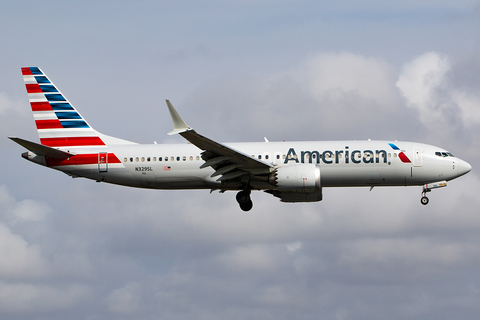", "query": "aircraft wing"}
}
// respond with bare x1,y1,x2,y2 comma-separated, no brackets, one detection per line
166,100,274,181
